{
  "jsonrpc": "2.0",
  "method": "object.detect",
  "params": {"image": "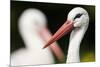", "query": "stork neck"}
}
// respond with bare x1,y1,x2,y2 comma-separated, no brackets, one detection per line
66,26,88,63
20,30,45,51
